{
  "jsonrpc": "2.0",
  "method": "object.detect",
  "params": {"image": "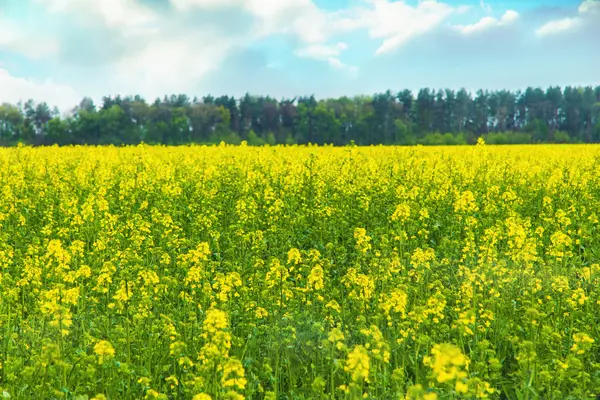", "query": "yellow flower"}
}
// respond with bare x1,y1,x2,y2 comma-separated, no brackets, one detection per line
571,332,594,355
454,191,479,214
379,288,408,317
165,375,179,389
223,392,244,400
455,380,468,394
138,377,151,387
391,203,411,222
405,384,437,400
328,327,345,343
325,300,341,313
354,228,372,254
112,280,133,303
307,266,324,291
221,358,247,390
94,340,115,364
202,309,229,337
423,343,469,384
192,395,212,400
287,248,302,265
255,307,269,318
145,389,168,399
345,345,370,382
